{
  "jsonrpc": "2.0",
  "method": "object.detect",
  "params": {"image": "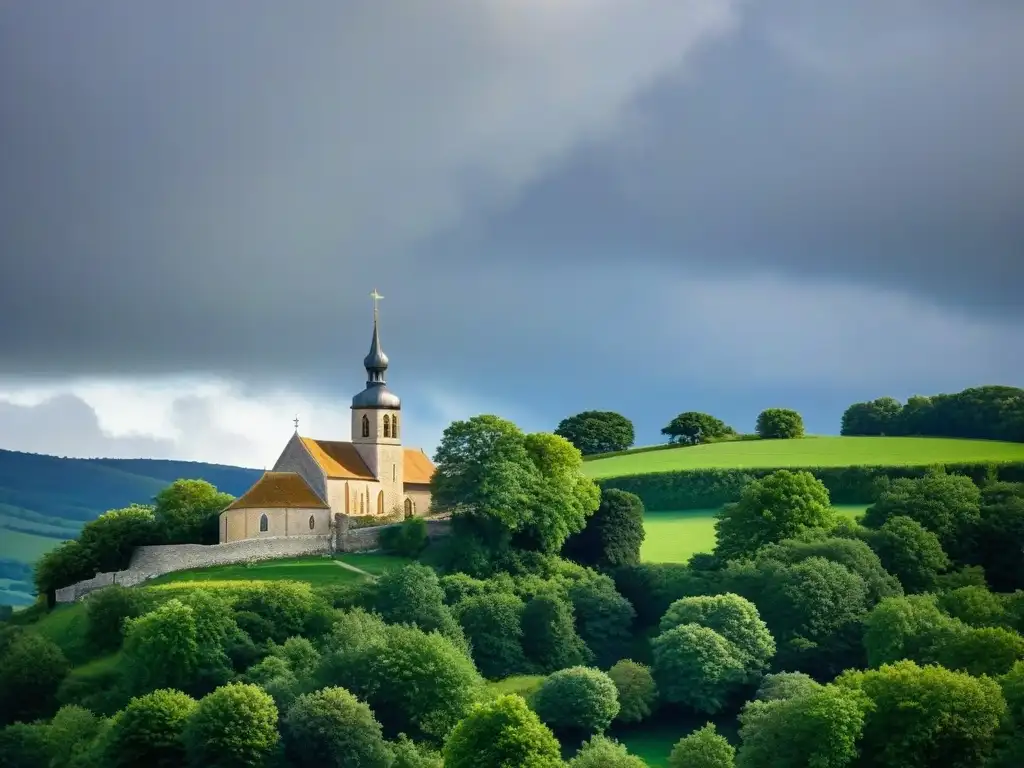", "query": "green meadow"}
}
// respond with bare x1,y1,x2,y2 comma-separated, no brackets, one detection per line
583,436,1024,479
